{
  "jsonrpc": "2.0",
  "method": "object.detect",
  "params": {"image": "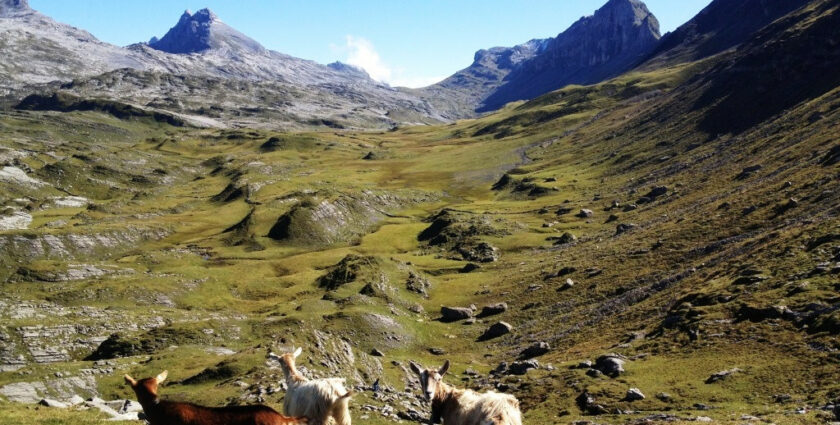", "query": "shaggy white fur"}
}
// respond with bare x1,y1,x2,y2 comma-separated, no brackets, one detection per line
411,360,522,425
272,348,352,425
